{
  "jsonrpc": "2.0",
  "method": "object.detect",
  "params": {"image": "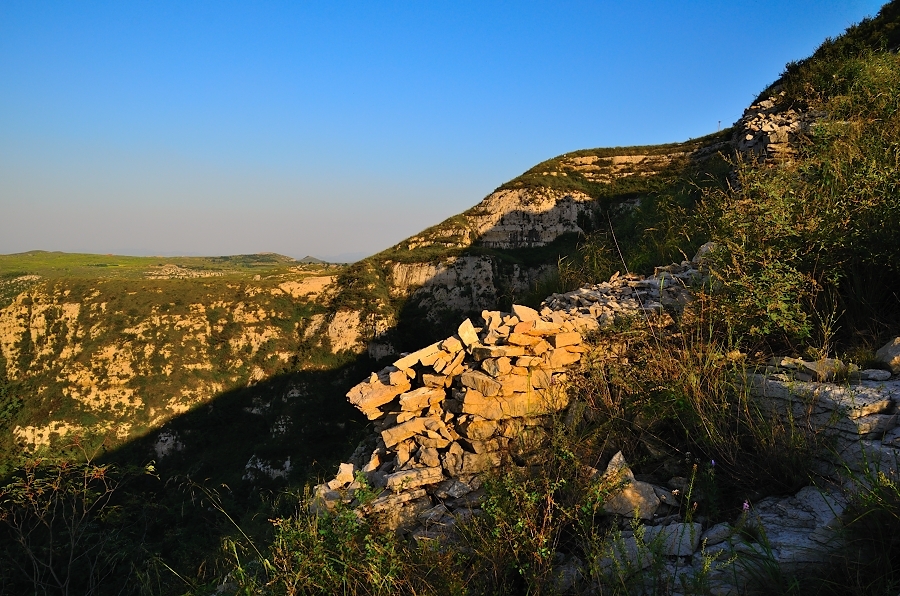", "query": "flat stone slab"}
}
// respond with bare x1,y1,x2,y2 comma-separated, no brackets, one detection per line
385,466,445,492
747,374,900,418
347,375,412,419
365,488,428,514
747,485,846,566
644,522,702,556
